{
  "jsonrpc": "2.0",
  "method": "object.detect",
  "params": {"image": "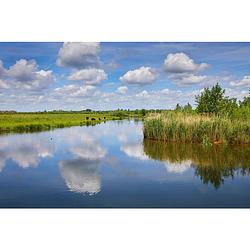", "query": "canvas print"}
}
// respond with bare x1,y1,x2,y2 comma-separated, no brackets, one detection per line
0,42,250,208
